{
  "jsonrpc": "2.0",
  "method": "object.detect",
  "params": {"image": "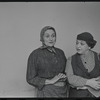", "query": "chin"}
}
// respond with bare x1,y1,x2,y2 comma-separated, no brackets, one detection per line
48,44,54,47
77,51,82,54
48,45,54,47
